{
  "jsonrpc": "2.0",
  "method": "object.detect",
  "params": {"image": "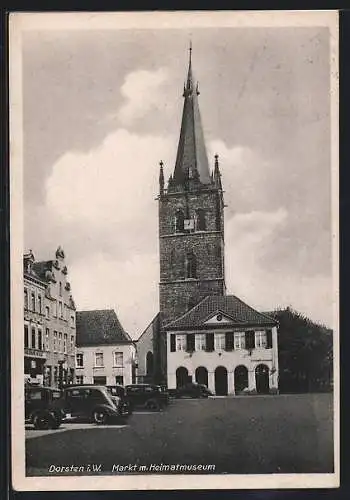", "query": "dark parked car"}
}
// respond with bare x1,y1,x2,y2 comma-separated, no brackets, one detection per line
125,384,169,411
61,385,130,424
25,386,65,430
106,385,133,415
175,382,213,399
